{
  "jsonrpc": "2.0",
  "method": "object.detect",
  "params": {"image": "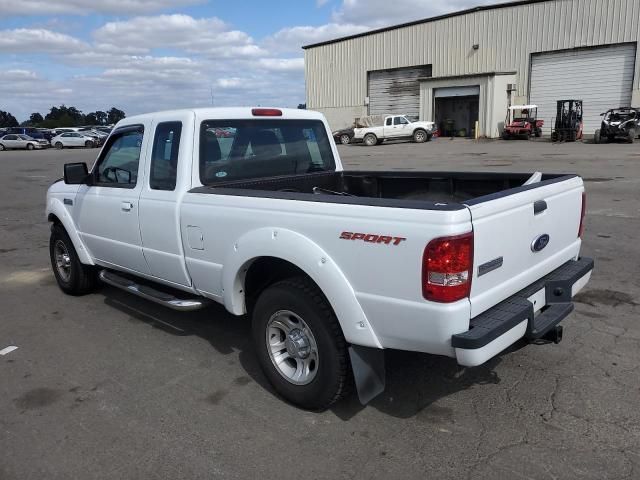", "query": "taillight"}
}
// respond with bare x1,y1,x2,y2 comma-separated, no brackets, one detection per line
422,232,474,303
252,108,282,117
578,192,586,238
